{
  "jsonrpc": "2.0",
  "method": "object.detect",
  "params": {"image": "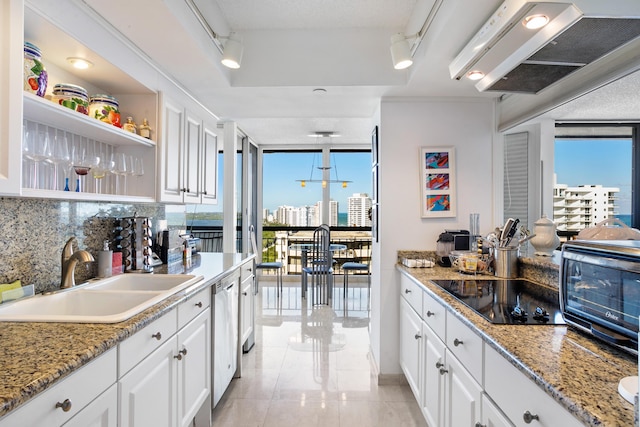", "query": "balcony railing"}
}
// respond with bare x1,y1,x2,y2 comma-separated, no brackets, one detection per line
189,225,372,276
